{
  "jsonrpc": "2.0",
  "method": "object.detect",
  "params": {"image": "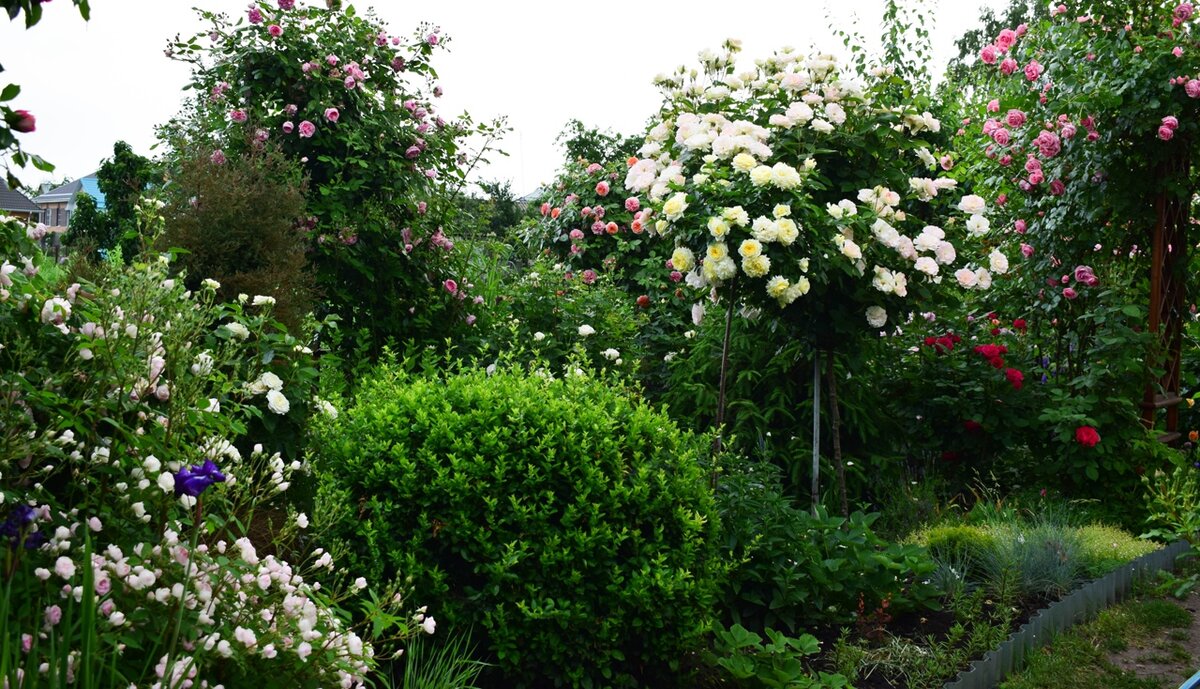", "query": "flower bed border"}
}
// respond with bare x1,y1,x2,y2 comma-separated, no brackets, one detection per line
943,539,1192,689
